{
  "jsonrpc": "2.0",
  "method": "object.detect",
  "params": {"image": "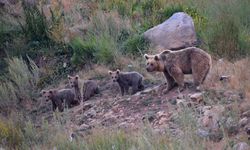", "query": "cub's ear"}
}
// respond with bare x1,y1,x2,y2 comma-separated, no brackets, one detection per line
75,75,79,80
49,90,53,94
144,54,149,60
40,90,46,95
68,75,72,79
116,69,120,74
154,55,159,61
108,71,112,75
